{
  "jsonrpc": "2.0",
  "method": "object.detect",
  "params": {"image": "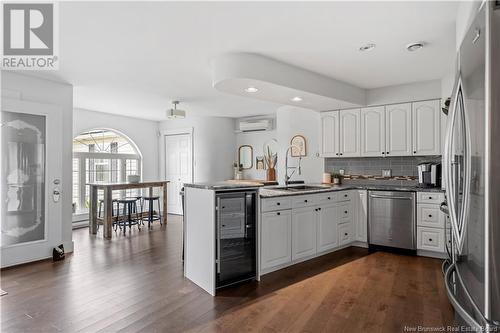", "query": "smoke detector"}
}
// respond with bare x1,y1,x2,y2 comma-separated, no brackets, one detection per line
167,101,186,119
